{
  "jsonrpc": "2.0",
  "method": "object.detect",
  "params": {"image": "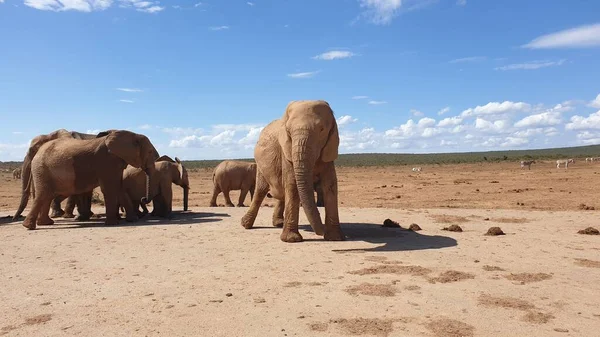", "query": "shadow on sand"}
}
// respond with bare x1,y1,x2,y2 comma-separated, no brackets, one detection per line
299,222,457,252
25,211,229,230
